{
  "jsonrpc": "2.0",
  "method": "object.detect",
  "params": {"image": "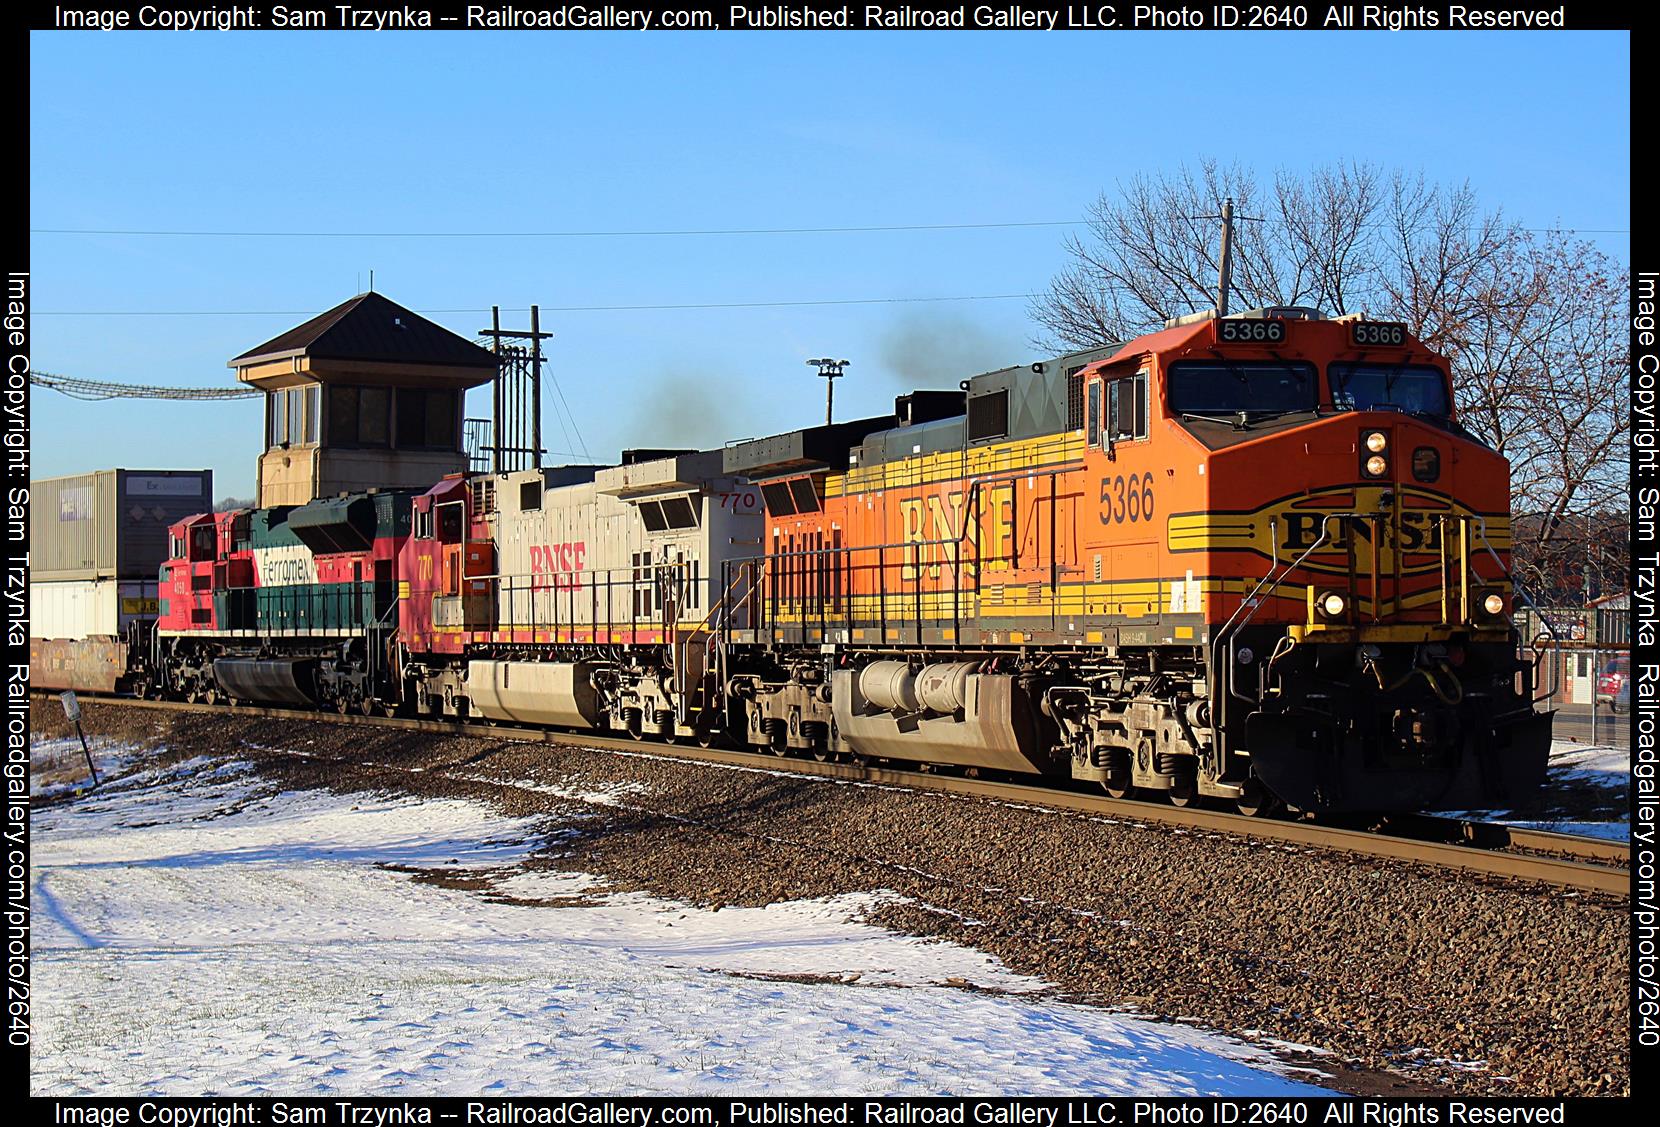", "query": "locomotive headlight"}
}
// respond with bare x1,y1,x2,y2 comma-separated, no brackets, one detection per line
1483,593,1506,617
1364,454,1389,477
1319,591,1347,619
1365,431,1388,453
